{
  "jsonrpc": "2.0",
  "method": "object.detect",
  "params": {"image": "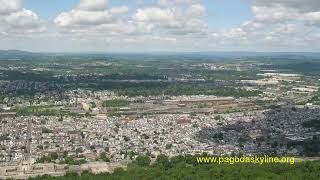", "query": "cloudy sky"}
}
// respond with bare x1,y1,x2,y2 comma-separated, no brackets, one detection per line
0,0,320,52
